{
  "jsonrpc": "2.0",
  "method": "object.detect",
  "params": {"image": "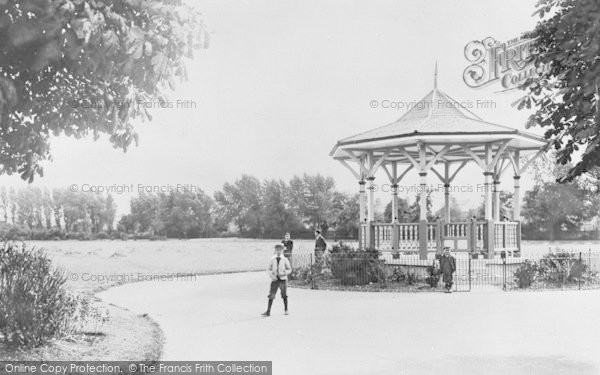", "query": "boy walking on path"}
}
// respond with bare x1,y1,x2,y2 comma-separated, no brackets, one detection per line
262,244,292,317
440,247,456,293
